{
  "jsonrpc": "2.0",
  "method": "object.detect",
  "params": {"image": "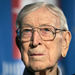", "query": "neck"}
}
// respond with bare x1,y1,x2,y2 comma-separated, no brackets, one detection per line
34,64,58,75
25,64,59,75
